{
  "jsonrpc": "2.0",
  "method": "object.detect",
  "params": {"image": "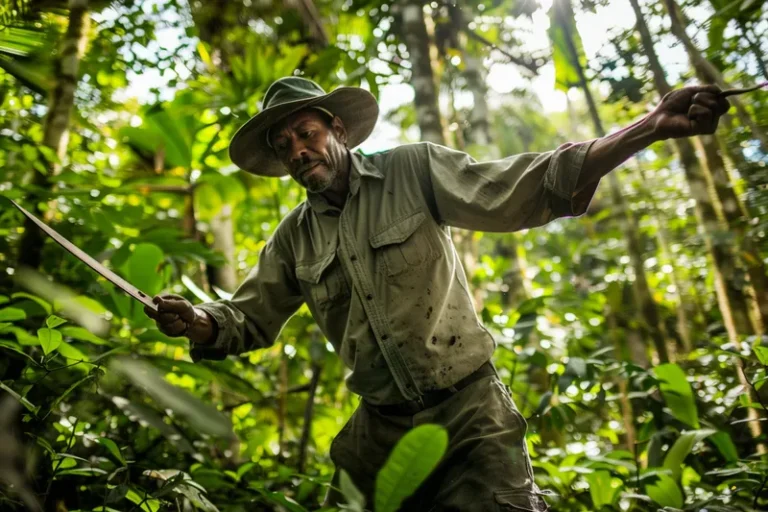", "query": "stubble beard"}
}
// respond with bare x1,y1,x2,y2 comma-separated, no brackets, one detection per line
303,165,337,193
